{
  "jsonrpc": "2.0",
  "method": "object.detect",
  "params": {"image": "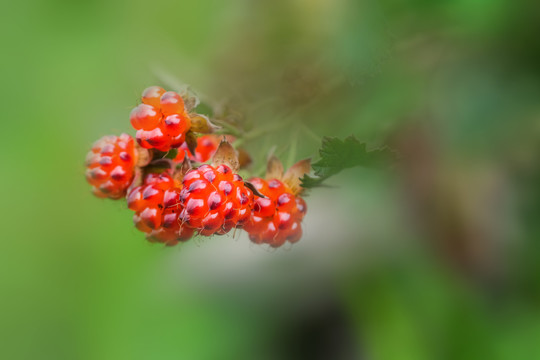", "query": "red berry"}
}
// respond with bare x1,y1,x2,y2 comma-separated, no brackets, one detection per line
127,172,194,246
130,104,161,131
244,178,307,247
131,86,191,152
163,114,189,137
141,86,166,108
179,164,253,236
85,134,138,199
160,91,184,116
175,135,221,163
